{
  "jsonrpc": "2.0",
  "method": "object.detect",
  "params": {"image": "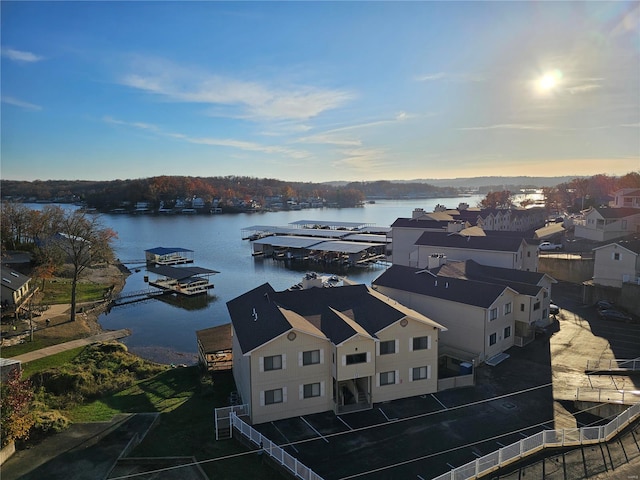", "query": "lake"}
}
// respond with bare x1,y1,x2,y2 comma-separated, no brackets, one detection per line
34,196,487,364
